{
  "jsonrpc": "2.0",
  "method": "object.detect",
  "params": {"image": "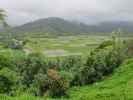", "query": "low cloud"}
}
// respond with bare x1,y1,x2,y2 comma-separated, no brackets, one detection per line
0,0,133,26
